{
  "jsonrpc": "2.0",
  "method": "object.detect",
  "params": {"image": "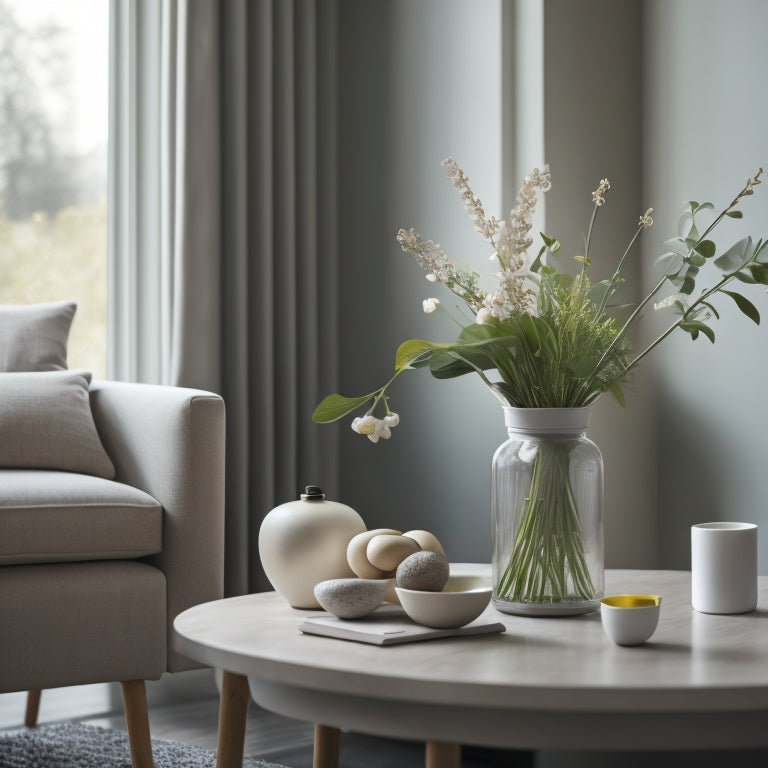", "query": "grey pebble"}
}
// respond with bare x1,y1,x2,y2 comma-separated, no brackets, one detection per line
396,551,450,591
314,577,388,619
